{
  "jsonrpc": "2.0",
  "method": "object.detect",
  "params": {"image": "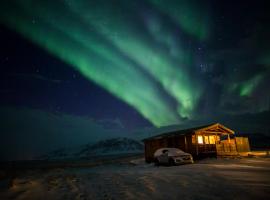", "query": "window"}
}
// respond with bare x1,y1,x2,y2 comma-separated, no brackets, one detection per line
197,135,203,144
209,136,216,144
204,136,209,144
